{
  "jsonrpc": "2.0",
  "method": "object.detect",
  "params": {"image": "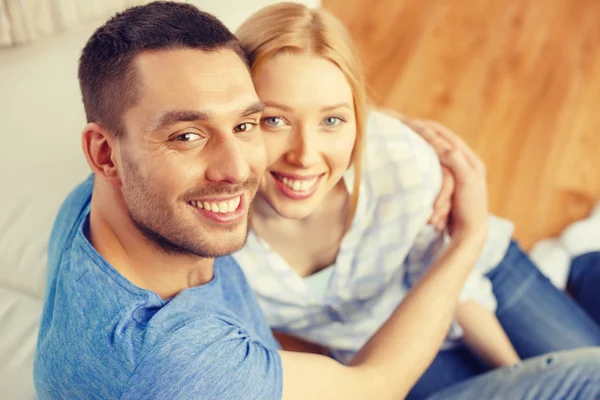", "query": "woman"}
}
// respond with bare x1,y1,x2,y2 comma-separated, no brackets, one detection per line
233,3,600,398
